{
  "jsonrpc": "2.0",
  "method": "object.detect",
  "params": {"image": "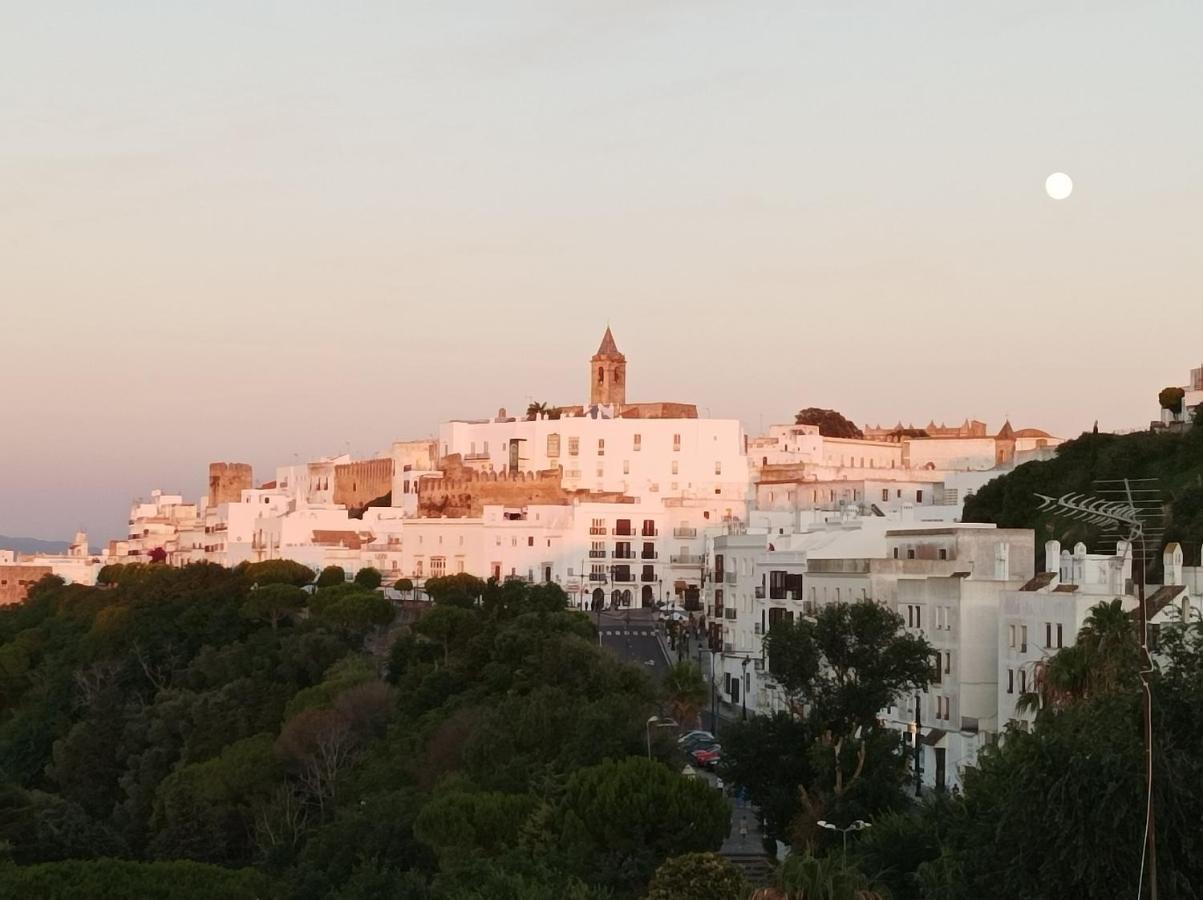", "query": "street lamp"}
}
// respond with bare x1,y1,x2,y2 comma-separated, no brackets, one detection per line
646,716,678,758
817,819,870,868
